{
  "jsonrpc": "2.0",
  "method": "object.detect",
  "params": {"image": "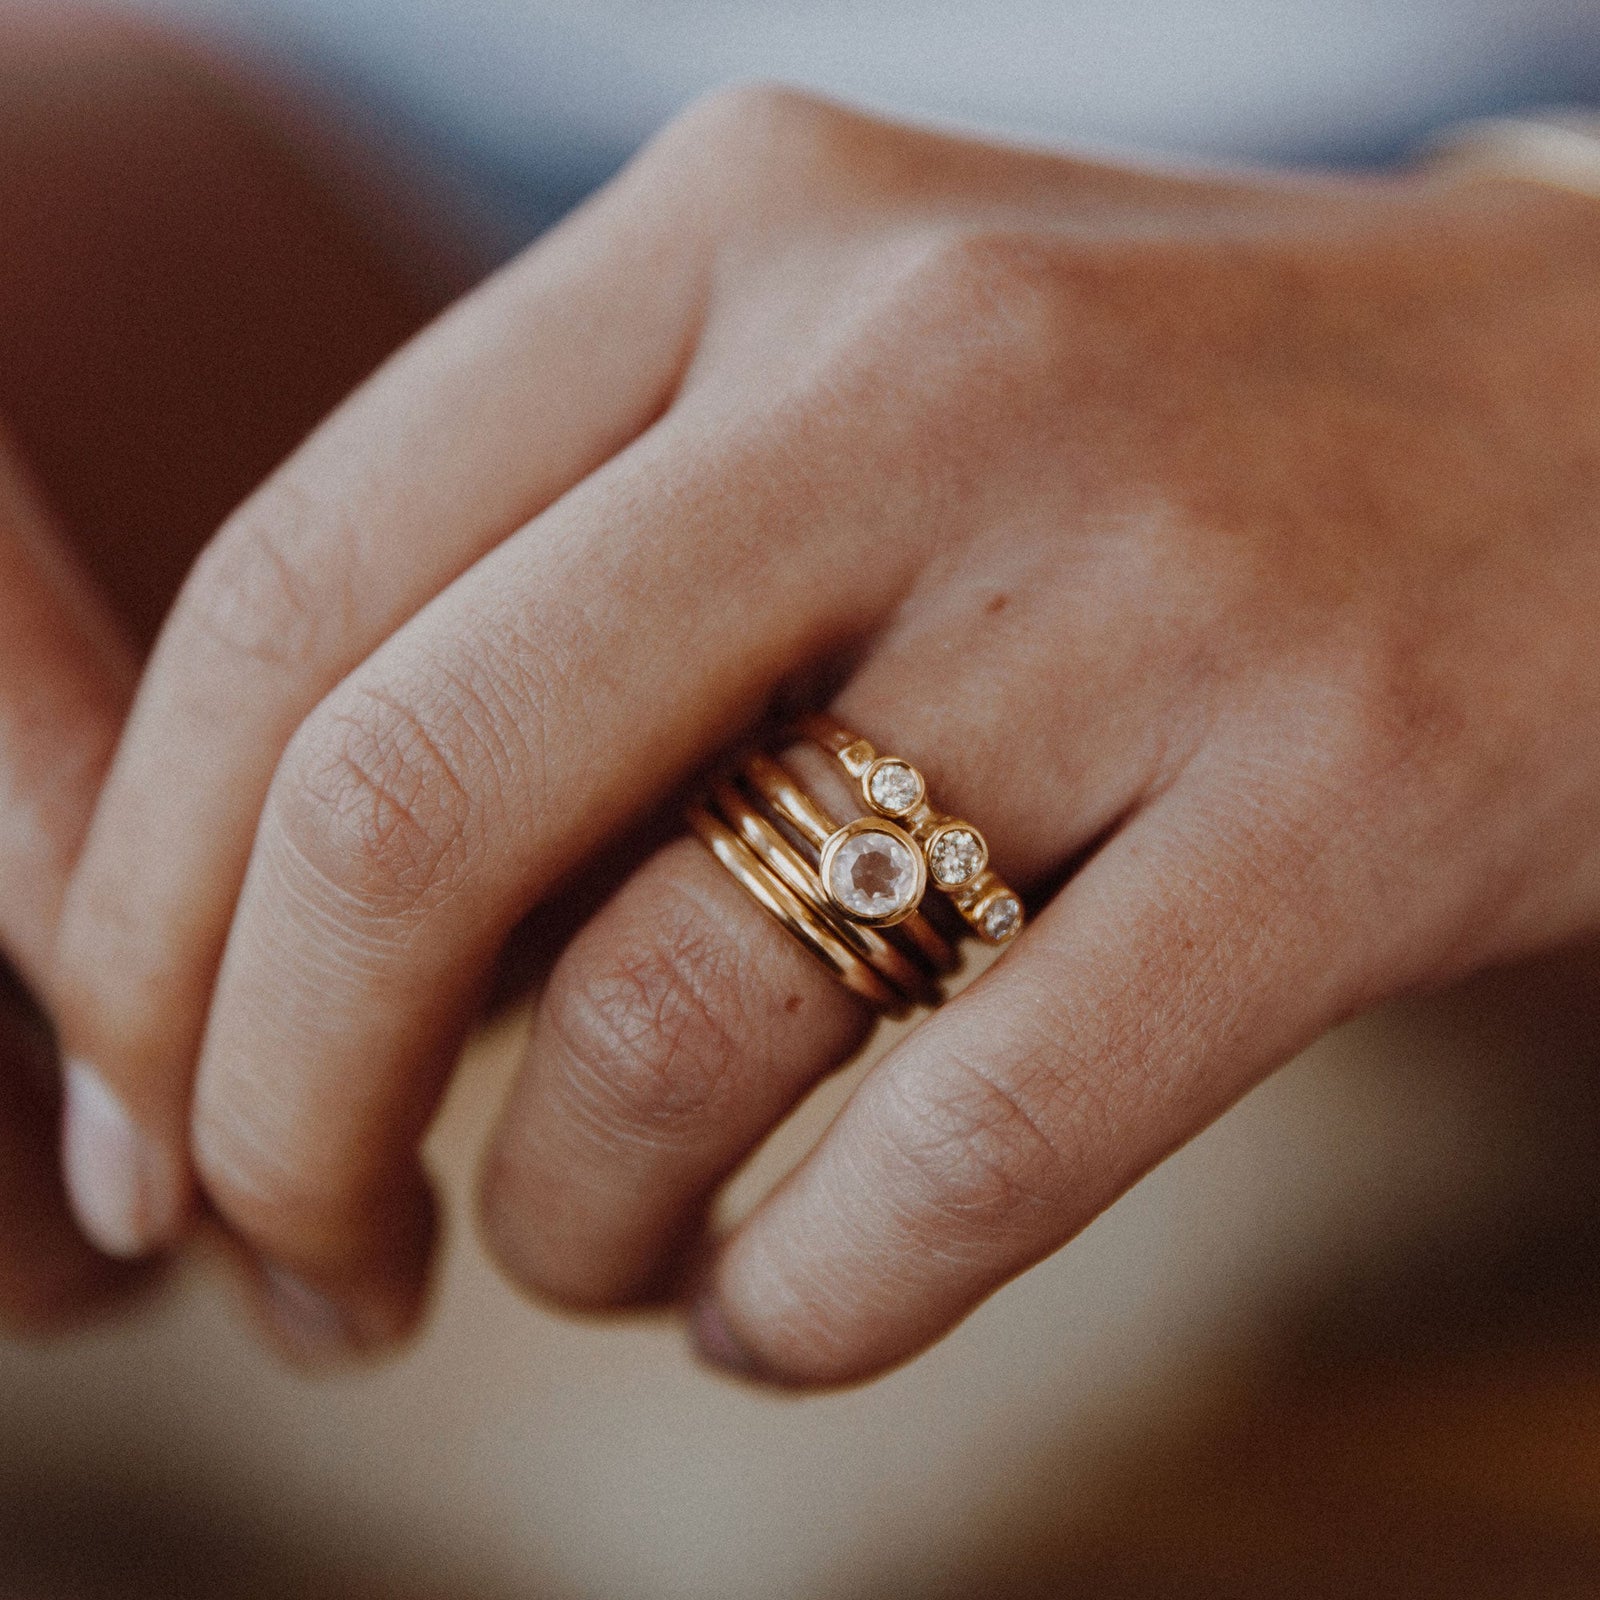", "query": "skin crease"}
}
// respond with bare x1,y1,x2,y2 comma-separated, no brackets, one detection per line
49,85,1600,1384
0,12,446,1334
